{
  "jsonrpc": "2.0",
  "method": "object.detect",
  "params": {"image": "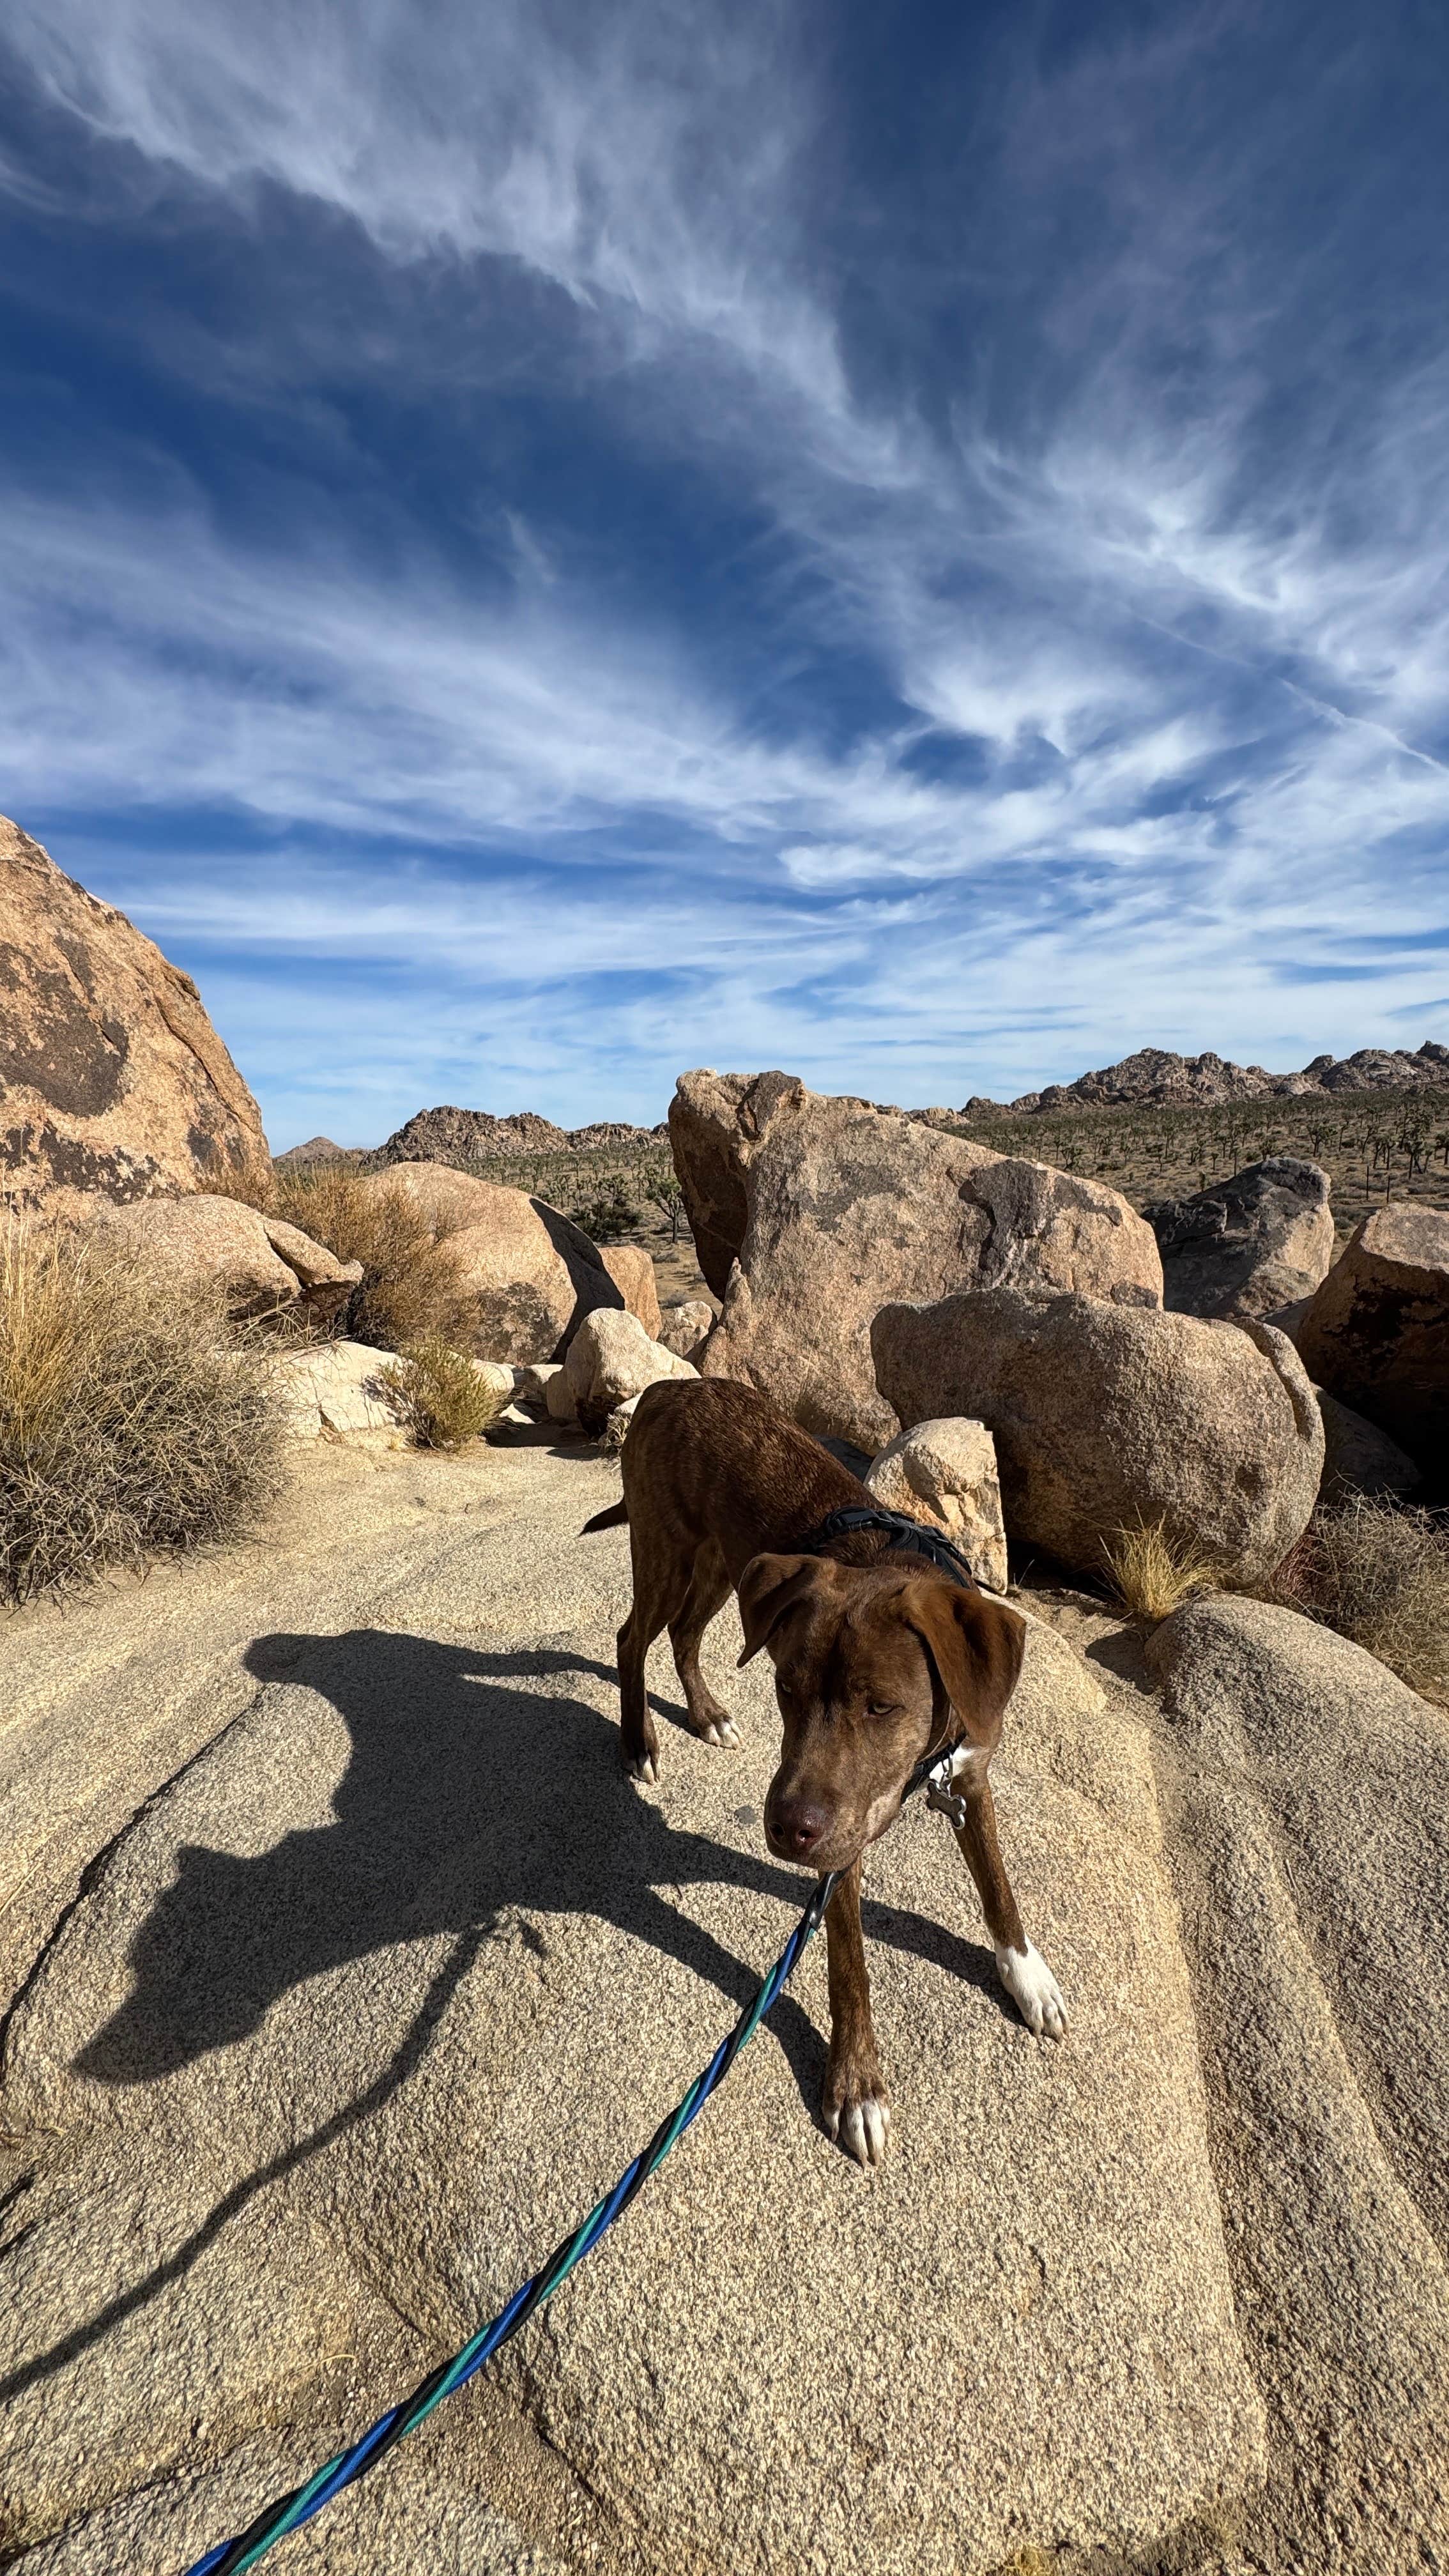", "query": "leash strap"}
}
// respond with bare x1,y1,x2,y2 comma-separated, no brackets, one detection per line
794,1503,981,1593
